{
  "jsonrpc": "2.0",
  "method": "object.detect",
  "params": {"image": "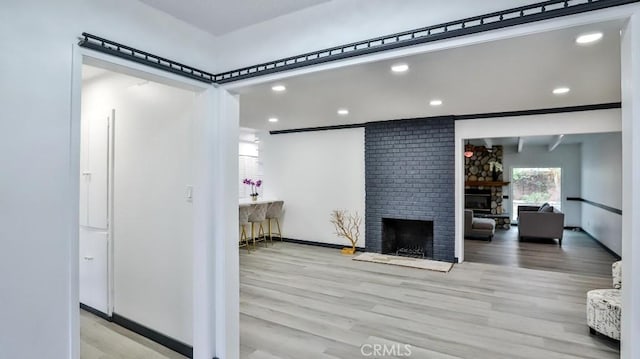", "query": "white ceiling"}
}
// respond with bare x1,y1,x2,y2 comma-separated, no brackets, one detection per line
82,65,109,82
468,133,616,149
138,0,331,36
236,20,623,131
